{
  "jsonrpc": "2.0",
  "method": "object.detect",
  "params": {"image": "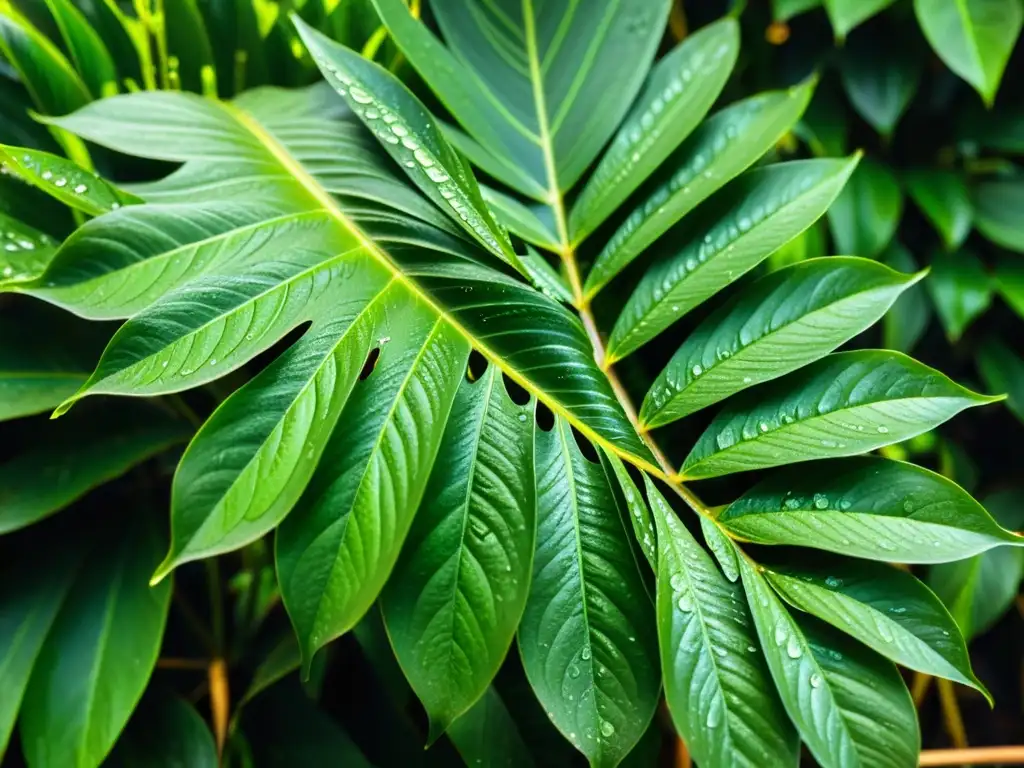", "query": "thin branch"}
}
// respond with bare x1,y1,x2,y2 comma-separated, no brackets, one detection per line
937,679,969,750
919,747,1024,766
